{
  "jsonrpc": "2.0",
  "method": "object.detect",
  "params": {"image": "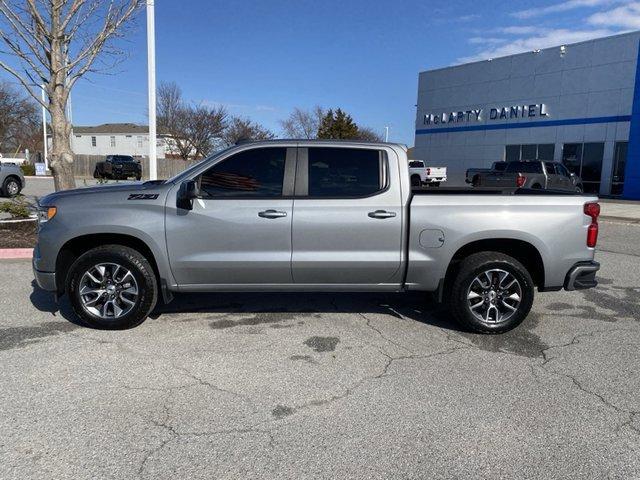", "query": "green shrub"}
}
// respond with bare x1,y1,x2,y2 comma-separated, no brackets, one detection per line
0,201,31,219
20,164,35,176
